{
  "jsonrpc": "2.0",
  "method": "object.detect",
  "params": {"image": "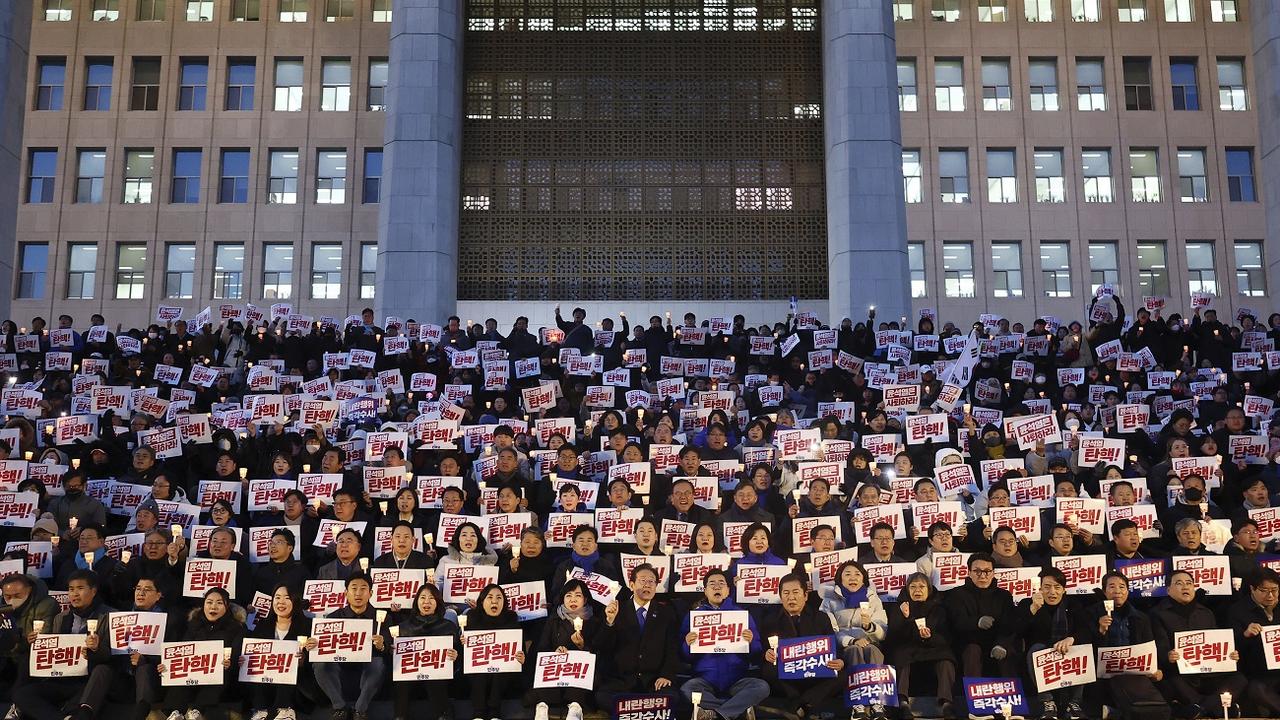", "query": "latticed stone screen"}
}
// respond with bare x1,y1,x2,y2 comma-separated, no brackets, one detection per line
458,0,828,301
